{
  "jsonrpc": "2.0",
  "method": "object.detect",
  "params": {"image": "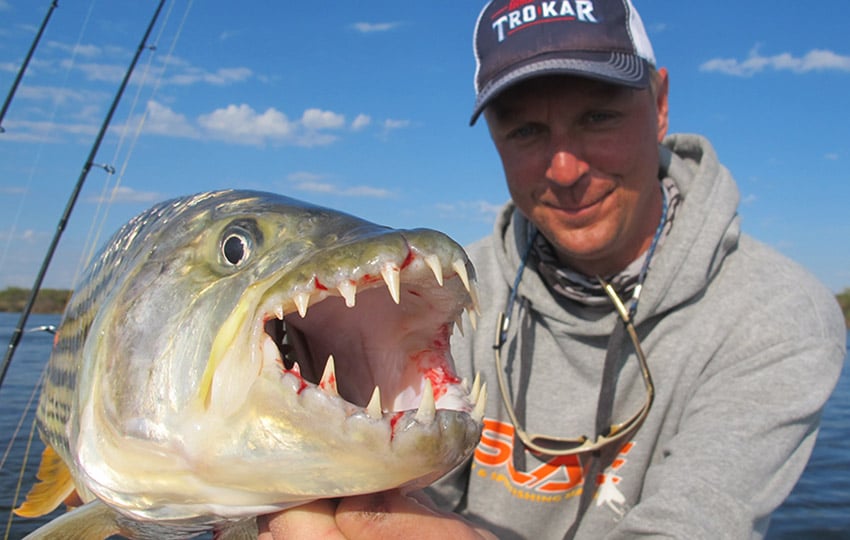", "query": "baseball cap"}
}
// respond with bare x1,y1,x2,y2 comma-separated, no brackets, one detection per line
470,0,656,125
